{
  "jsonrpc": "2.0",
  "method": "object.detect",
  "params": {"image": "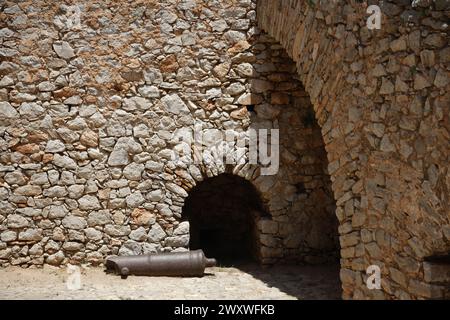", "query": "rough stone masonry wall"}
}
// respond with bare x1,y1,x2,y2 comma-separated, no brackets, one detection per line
249,34,338,264
258,0,449,299
0,0,338,271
